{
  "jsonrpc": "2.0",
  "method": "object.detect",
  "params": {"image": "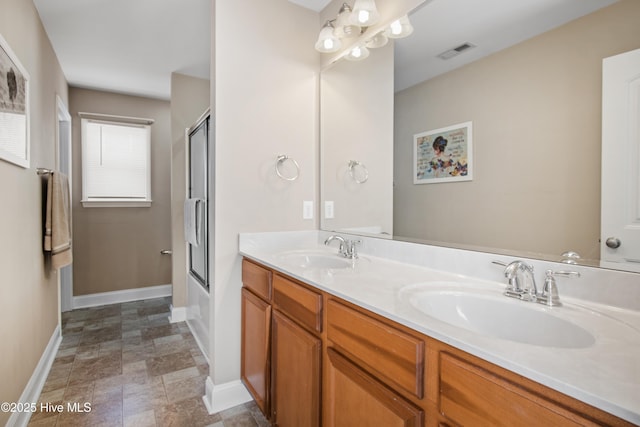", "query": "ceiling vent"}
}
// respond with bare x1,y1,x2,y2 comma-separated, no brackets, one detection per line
437,42,476,60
